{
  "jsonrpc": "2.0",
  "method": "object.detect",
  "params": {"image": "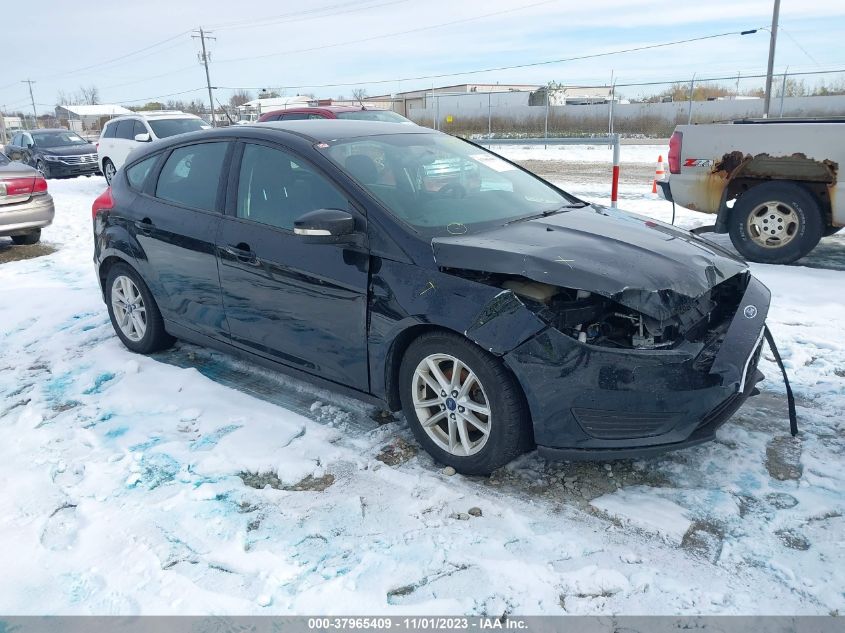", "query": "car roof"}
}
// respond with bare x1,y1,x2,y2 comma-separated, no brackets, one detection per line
281,105,388,113
107,111,200,122
125,121,439,163
249,119,433,142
